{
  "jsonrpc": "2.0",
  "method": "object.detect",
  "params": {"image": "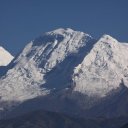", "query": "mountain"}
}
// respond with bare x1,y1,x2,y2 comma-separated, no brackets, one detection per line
0,28,128,125
0,46,14,66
